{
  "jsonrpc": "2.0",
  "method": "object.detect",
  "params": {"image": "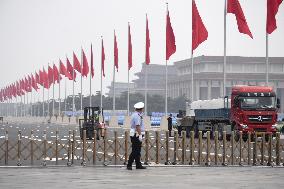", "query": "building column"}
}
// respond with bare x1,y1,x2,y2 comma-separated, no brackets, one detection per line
207,80,212,100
